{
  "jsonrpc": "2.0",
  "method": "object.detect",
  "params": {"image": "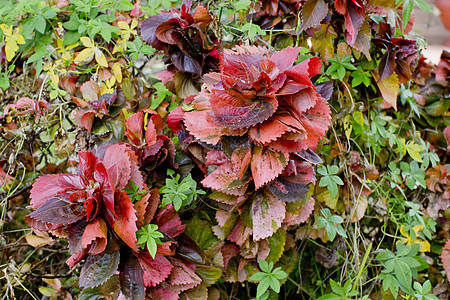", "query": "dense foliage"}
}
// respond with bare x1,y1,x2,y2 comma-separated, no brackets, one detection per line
0,0,449,299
